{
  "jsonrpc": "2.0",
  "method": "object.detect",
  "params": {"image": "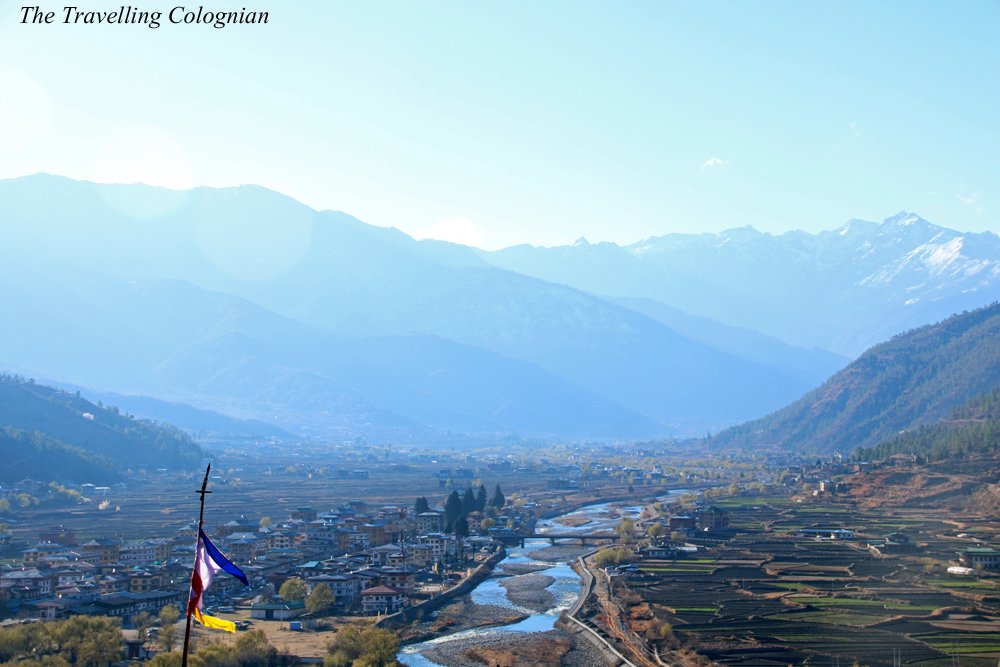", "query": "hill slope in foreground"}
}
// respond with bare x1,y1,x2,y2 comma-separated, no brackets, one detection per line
709,301,1000,454
0,375,202,483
